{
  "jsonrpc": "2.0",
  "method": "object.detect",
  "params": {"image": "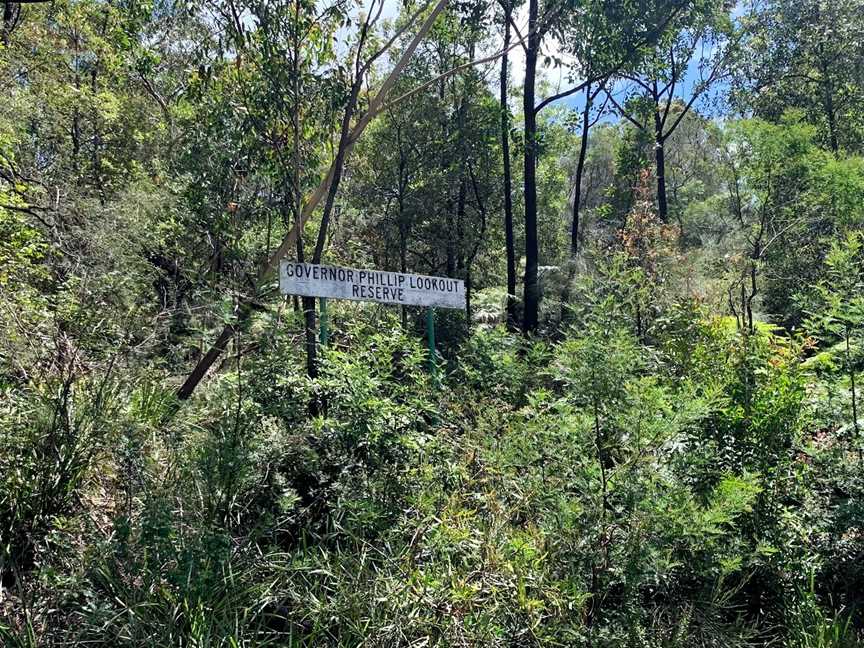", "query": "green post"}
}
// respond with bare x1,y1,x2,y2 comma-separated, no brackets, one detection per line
319,297,328,347
427,307,437,381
